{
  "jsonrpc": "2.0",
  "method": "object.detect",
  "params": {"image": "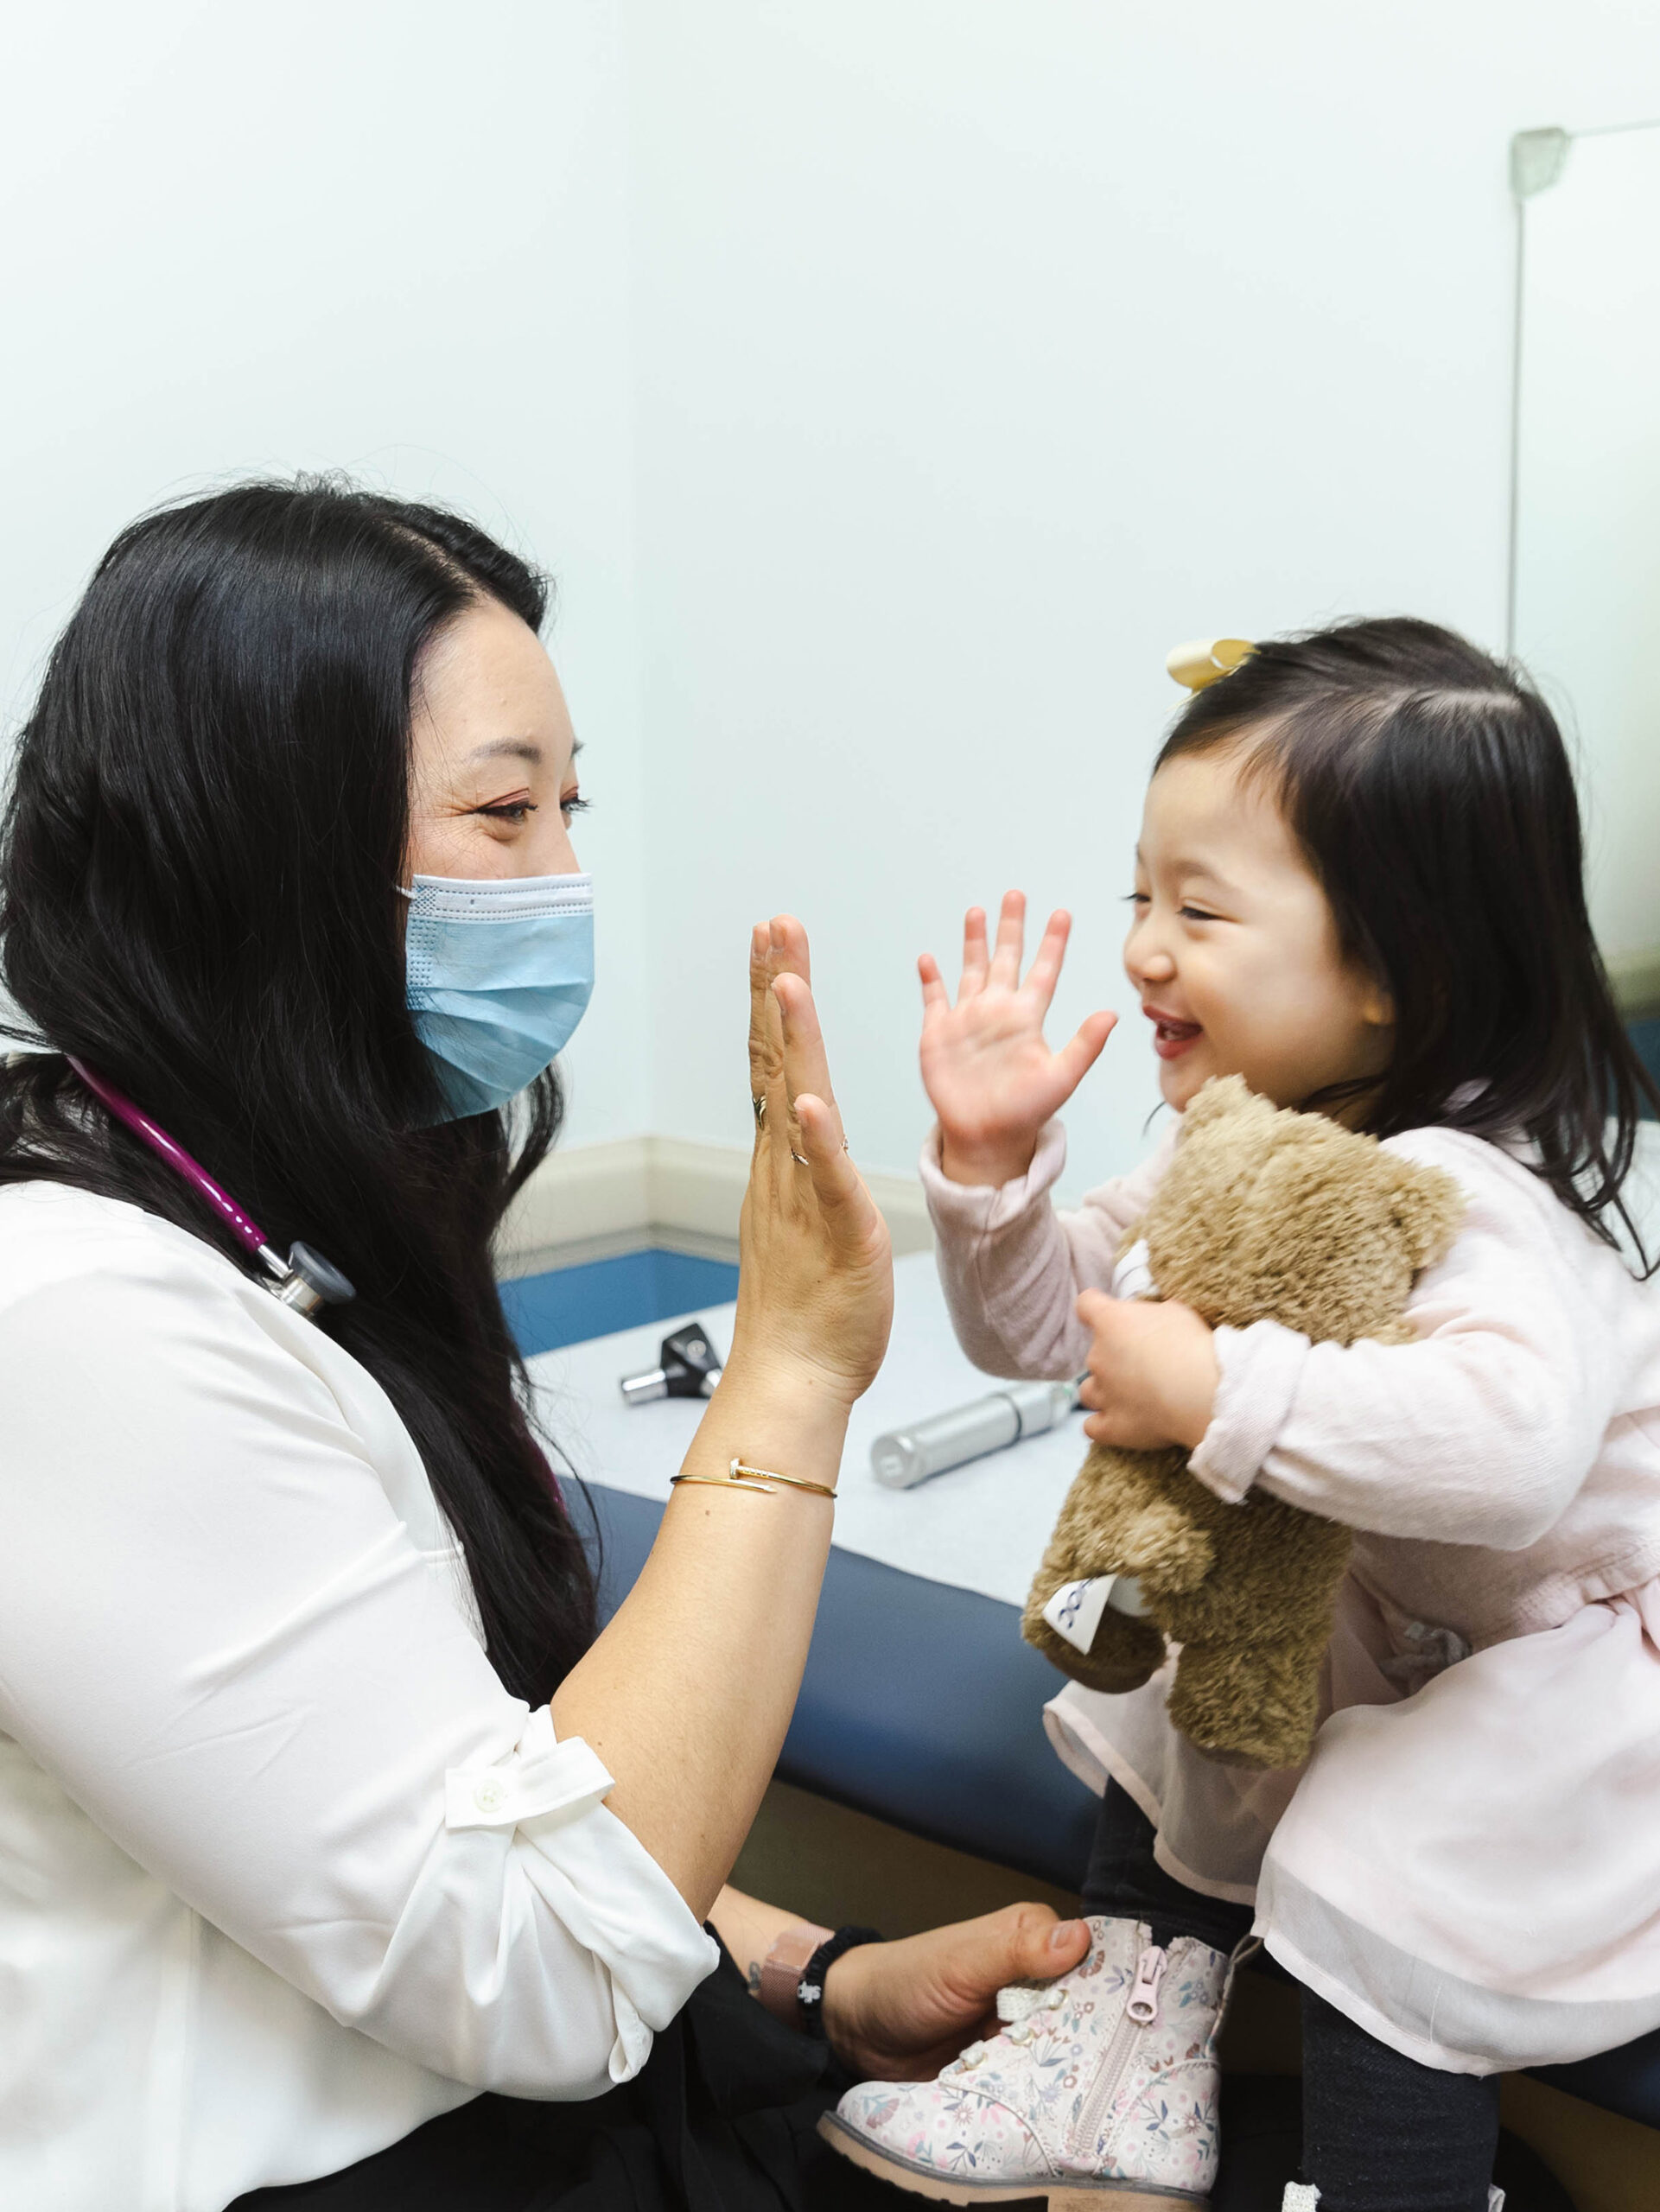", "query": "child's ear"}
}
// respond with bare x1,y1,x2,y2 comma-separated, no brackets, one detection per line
1358,969,1394,1029
1386,1159,1465,1272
